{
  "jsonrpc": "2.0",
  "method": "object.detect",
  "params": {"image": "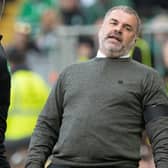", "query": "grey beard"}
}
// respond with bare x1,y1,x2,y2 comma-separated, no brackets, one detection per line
107,45,133,58
99,38,136,58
